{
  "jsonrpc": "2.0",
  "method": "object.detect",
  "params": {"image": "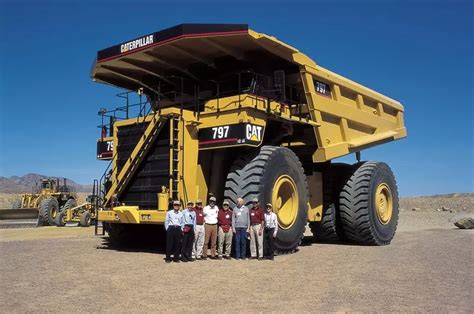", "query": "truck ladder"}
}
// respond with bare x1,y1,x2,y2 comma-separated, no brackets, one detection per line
104,114,168,205
169,115,180,202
